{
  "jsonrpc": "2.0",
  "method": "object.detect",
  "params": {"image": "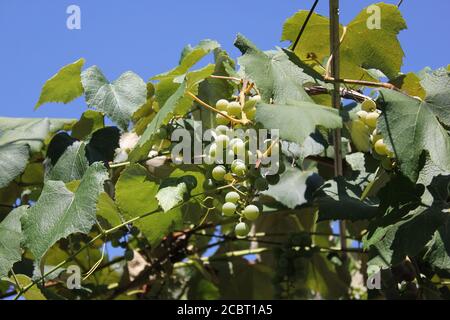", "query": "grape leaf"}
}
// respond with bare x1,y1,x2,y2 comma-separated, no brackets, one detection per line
46,141,89,183
115,164,186,247
156,183,188,212
262,166,315,209
0,143,30,188
0,117,75,153
377,88,450,182
21,163,108,261
153,39,219,81
131,65,214,161
419,67,450,127
0,206,27,278
81,66,147,130
282,3,406,80
35,58,85,109
71,110,105,140
235,34,314,104
255,101,342,145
